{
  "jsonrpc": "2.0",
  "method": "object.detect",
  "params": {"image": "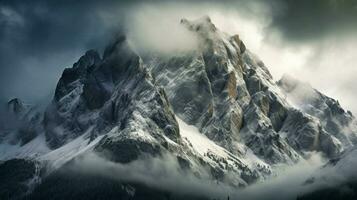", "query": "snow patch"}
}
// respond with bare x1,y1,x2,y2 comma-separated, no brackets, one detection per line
0,134,50,160
40,127,104,171
177,117,228,158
